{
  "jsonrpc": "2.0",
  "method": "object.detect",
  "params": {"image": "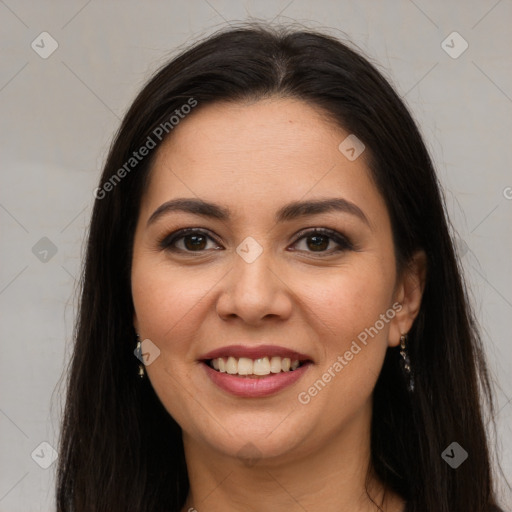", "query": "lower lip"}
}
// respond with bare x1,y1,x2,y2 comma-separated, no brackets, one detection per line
202,362,311,398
